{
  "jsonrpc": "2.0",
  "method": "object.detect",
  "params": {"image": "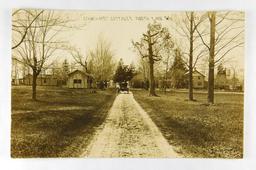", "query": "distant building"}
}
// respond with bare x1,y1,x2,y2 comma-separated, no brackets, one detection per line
215,64,228,89
23,74,58,86
215,65,243,91
185,69,206,89
67,70,93,88
12,78,22,85
192,70,206,88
